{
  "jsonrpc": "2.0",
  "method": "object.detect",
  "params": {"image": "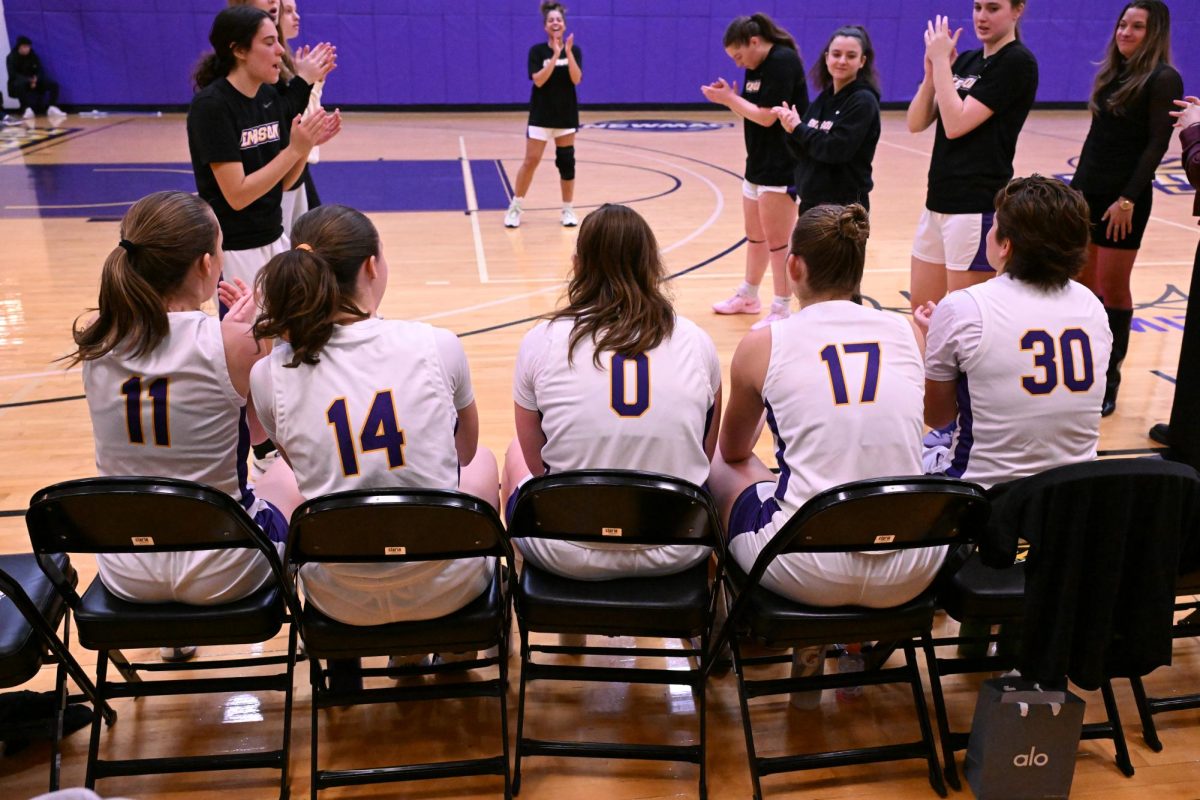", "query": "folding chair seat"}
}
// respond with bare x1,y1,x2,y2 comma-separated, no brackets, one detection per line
285,488,513,799
507,470,724,799
24,477,297,798
0,555,113,791
927,458,1200,788
711,476,989,800
1130,568,1200,751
